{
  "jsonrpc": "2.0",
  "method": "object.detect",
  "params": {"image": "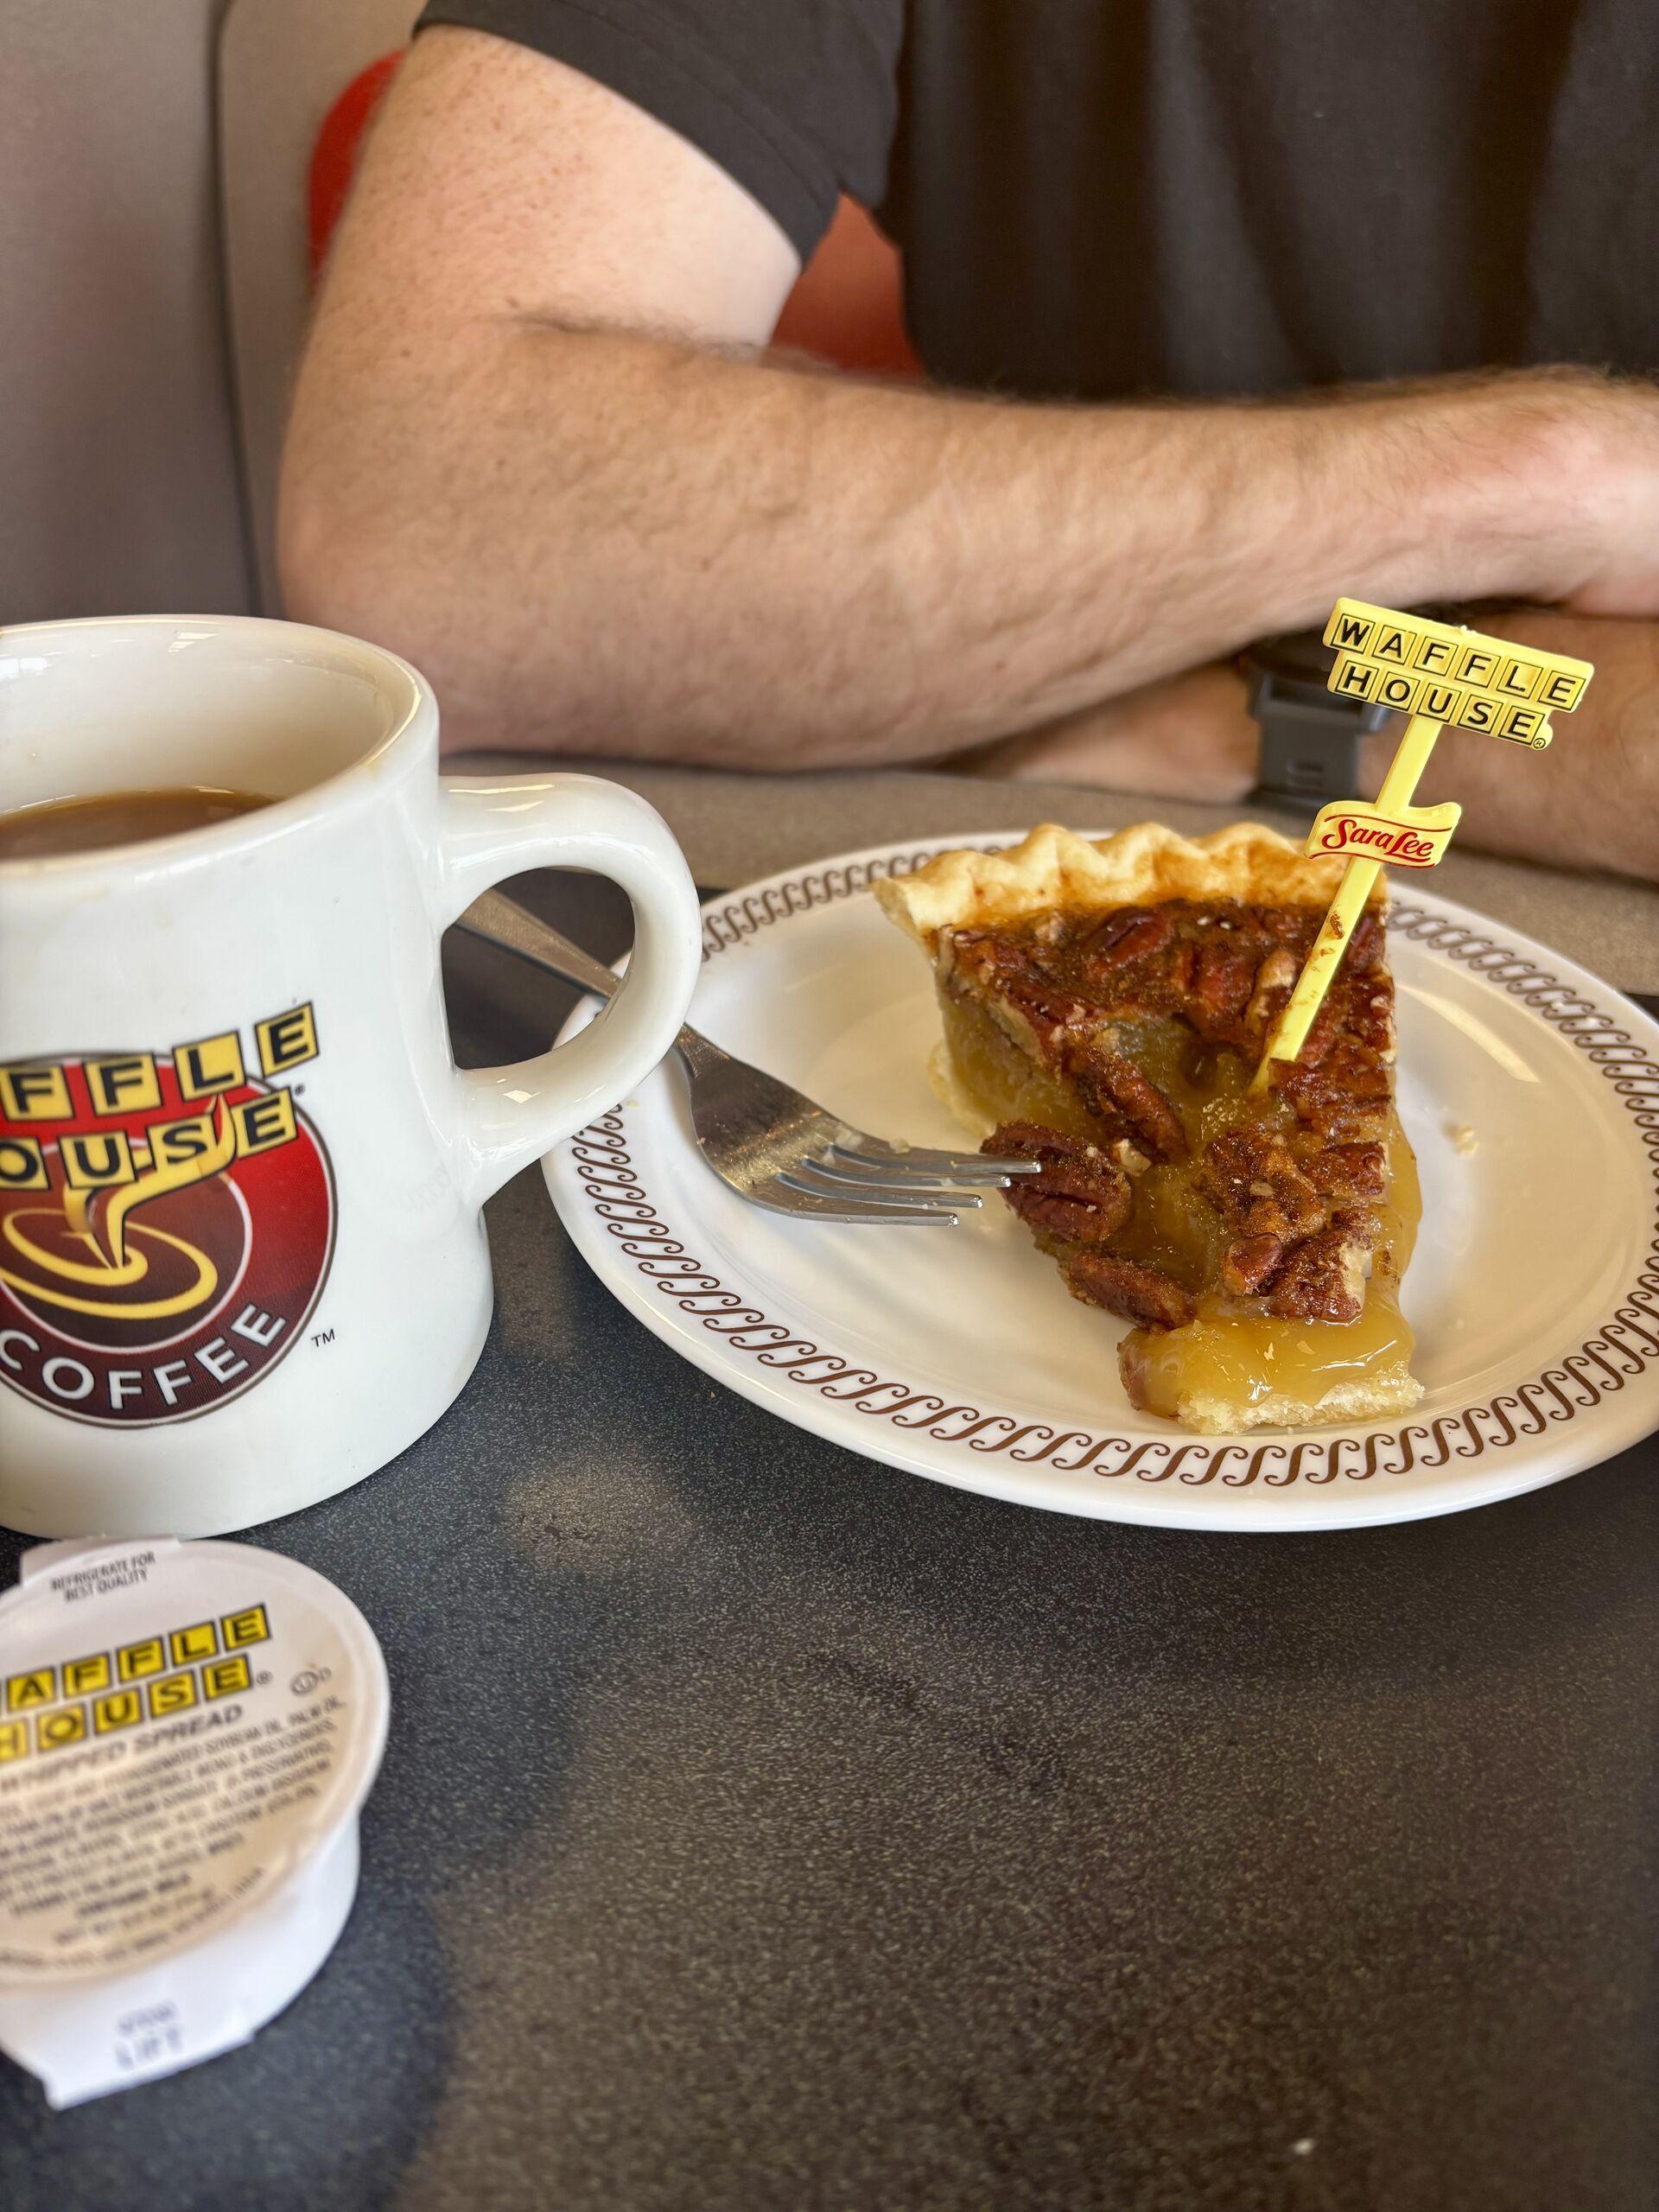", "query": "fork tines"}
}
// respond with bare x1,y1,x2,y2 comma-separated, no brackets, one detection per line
827,1141,1040,1181
759,1184,966,1225
779,1161,980,1215
768,1141,1039,1223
